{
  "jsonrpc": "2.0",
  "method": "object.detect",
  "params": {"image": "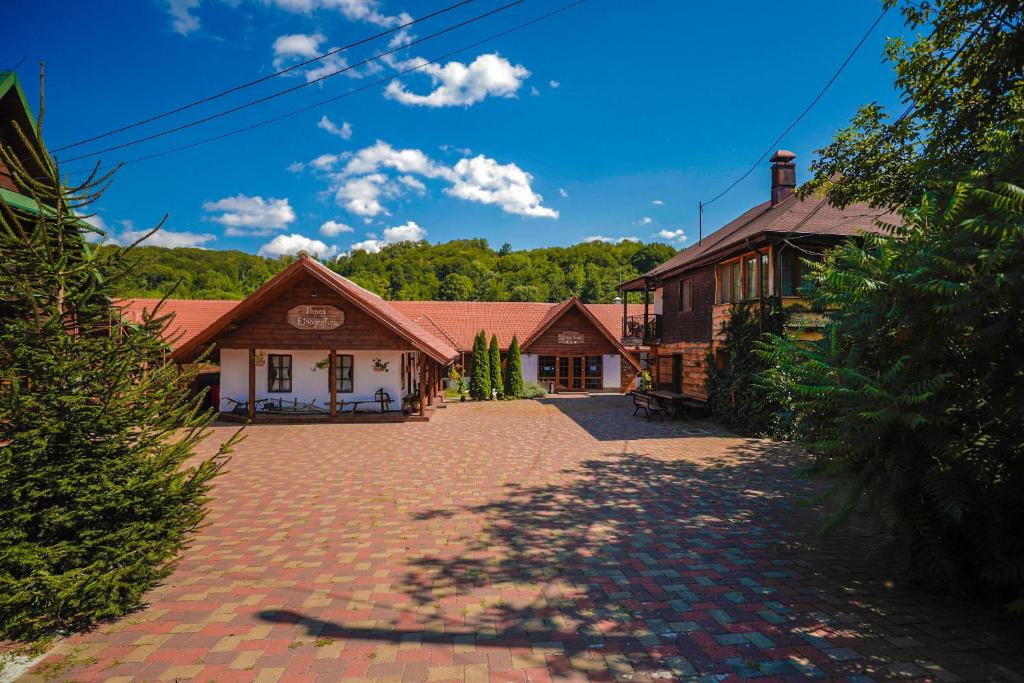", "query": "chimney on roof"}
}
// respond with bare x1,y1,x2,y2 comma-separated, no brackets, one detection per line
770,150,796,206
